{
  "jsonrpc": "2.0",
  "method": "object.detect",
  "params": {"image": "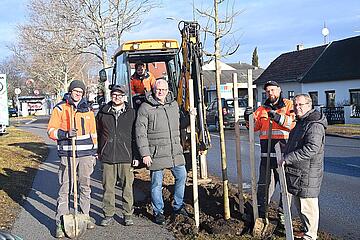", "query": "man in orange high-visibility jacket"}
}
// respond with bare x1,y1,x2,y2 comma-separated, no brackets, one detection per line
130,61,156,95
47,80,97,238
244,80,296,222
